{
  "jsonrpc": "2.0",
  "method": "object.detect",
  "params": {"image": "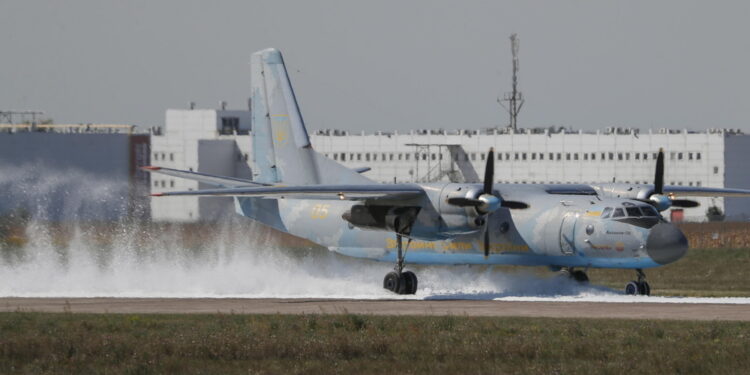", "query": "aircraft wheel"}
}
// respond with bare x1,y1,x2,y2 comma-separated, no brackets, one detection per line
638,281,651,296
625,281,640,295
399,271,418,295
383,272,400,293
571,270,589,283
